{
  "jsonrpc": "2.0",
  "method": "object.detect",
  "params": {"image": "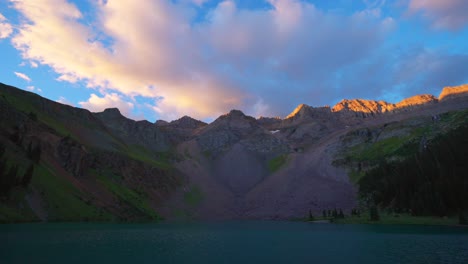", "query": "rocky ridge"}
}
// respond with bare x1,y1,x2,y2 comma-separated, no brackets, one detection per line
1,82,467,222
